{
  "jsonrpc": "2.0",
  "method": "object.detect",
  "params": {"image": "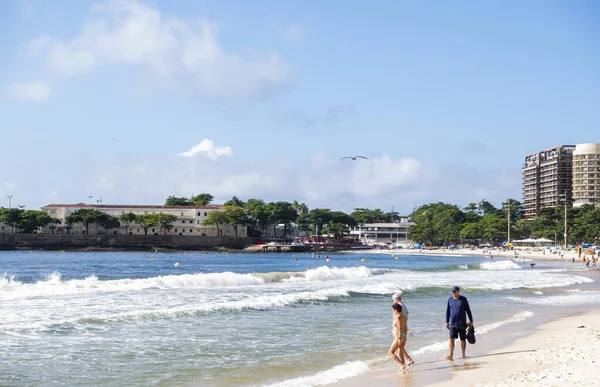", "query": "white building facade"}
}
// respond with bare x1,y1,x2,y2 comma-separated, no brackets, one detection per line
40,203,247,237
350,219,415,246
573,143,600,208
